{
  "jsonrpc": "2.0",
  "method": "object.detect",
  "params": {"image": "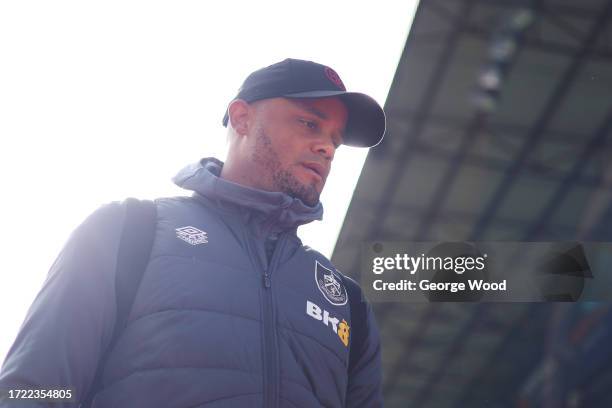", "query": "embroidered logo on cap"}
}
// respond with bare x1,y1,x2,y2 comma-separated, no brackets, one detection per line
324,67,346,91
